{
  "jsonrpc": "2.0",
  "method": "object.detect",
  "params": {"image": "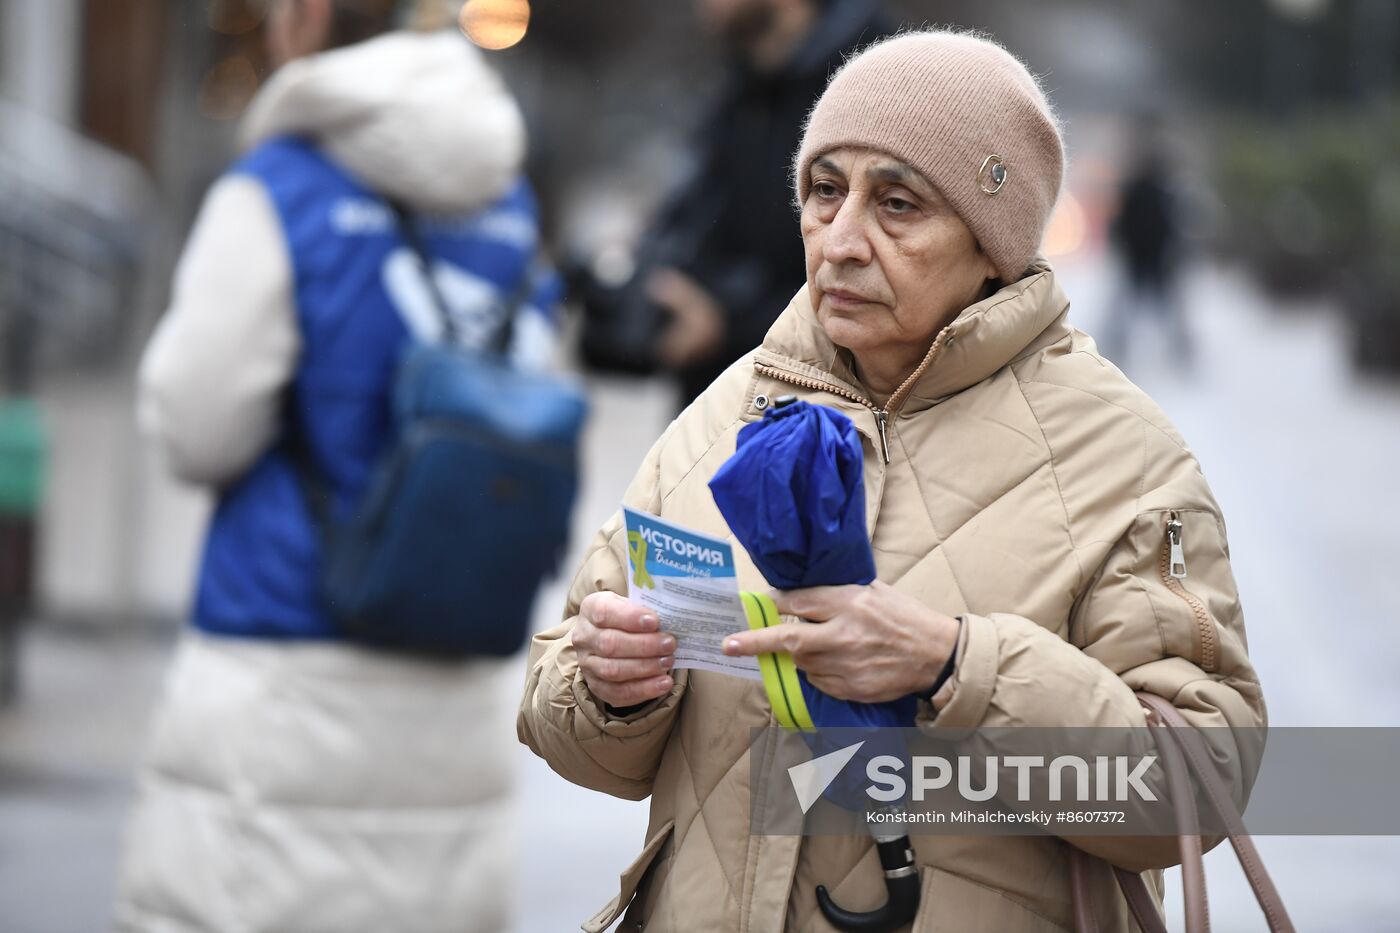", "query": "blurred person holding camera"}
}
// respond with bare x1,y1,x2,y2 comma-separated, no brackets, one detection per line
115,2,560,931
577,0,892,406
